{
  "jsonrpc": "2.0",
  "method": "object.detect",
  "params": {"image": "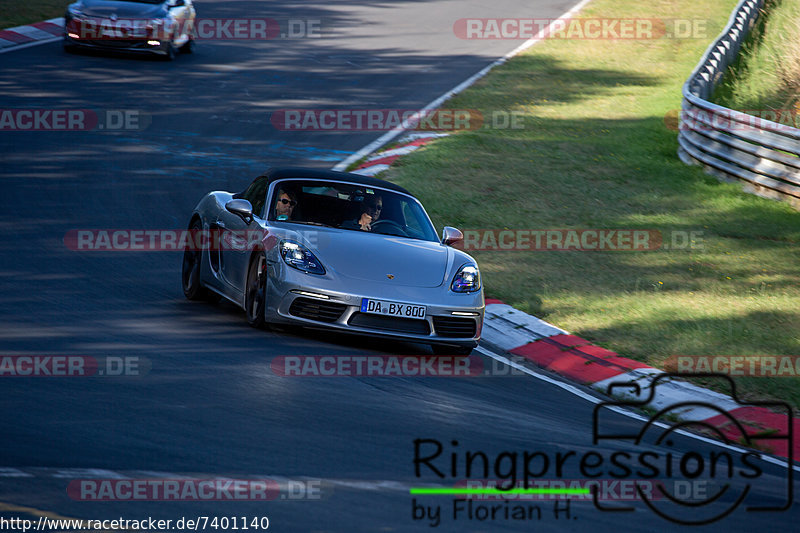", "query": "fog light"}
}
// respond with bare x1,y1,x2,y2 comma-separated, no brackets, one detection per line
147,40,160,46
68,33,80,39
